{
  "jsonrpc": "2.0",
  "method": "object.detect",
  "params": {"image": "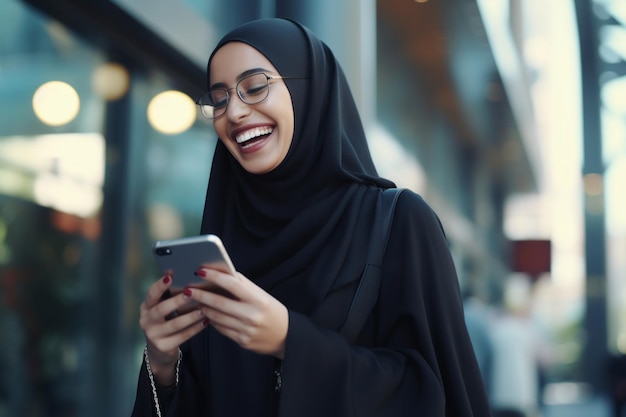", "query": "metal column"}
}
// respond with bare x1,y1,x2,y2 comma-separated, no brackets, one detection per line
574,0,608,394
